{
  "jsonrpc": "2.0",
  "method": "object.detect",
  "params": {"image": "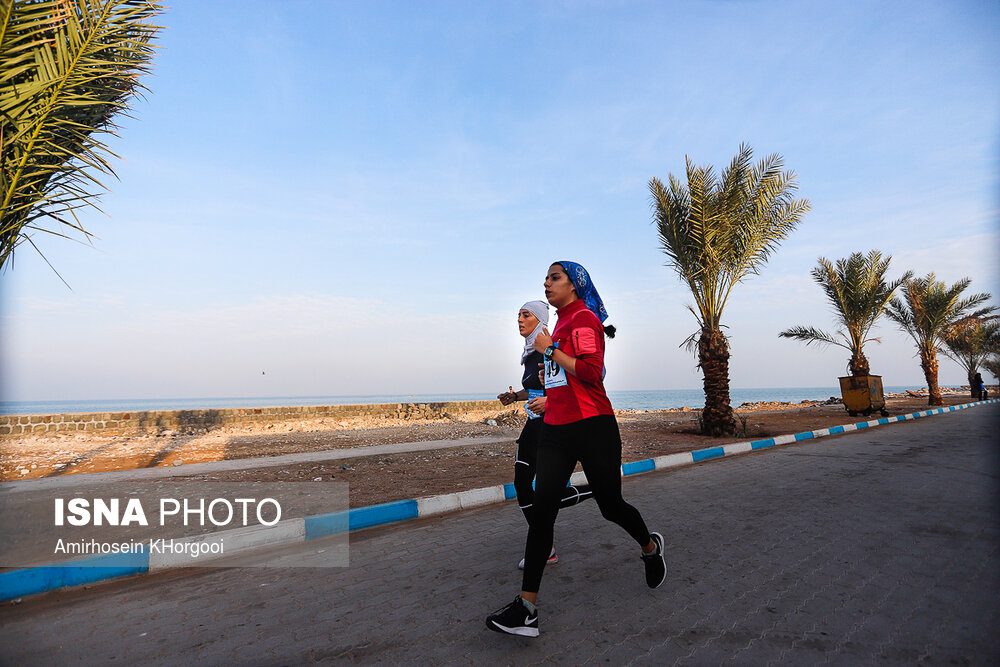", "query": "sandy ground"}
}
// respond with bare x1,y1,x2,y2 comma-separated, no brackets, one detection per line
0,392,976,508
